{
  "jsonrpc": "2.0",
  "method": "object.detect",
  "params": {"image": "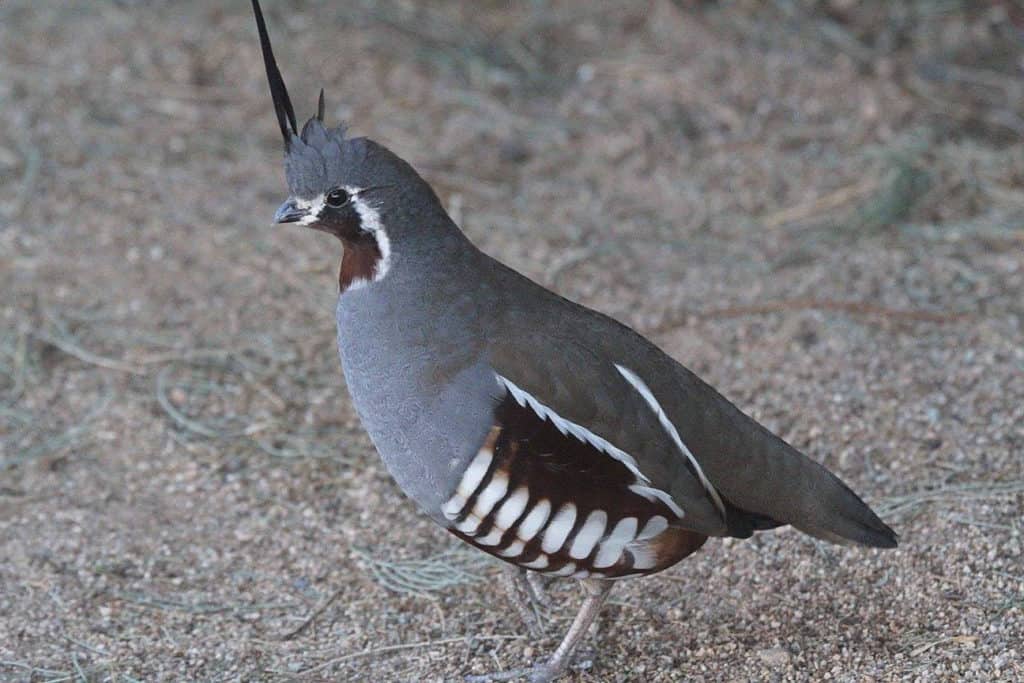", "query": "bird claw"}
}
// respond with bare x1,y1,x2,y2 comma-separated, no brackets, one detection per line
470,577,610,683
